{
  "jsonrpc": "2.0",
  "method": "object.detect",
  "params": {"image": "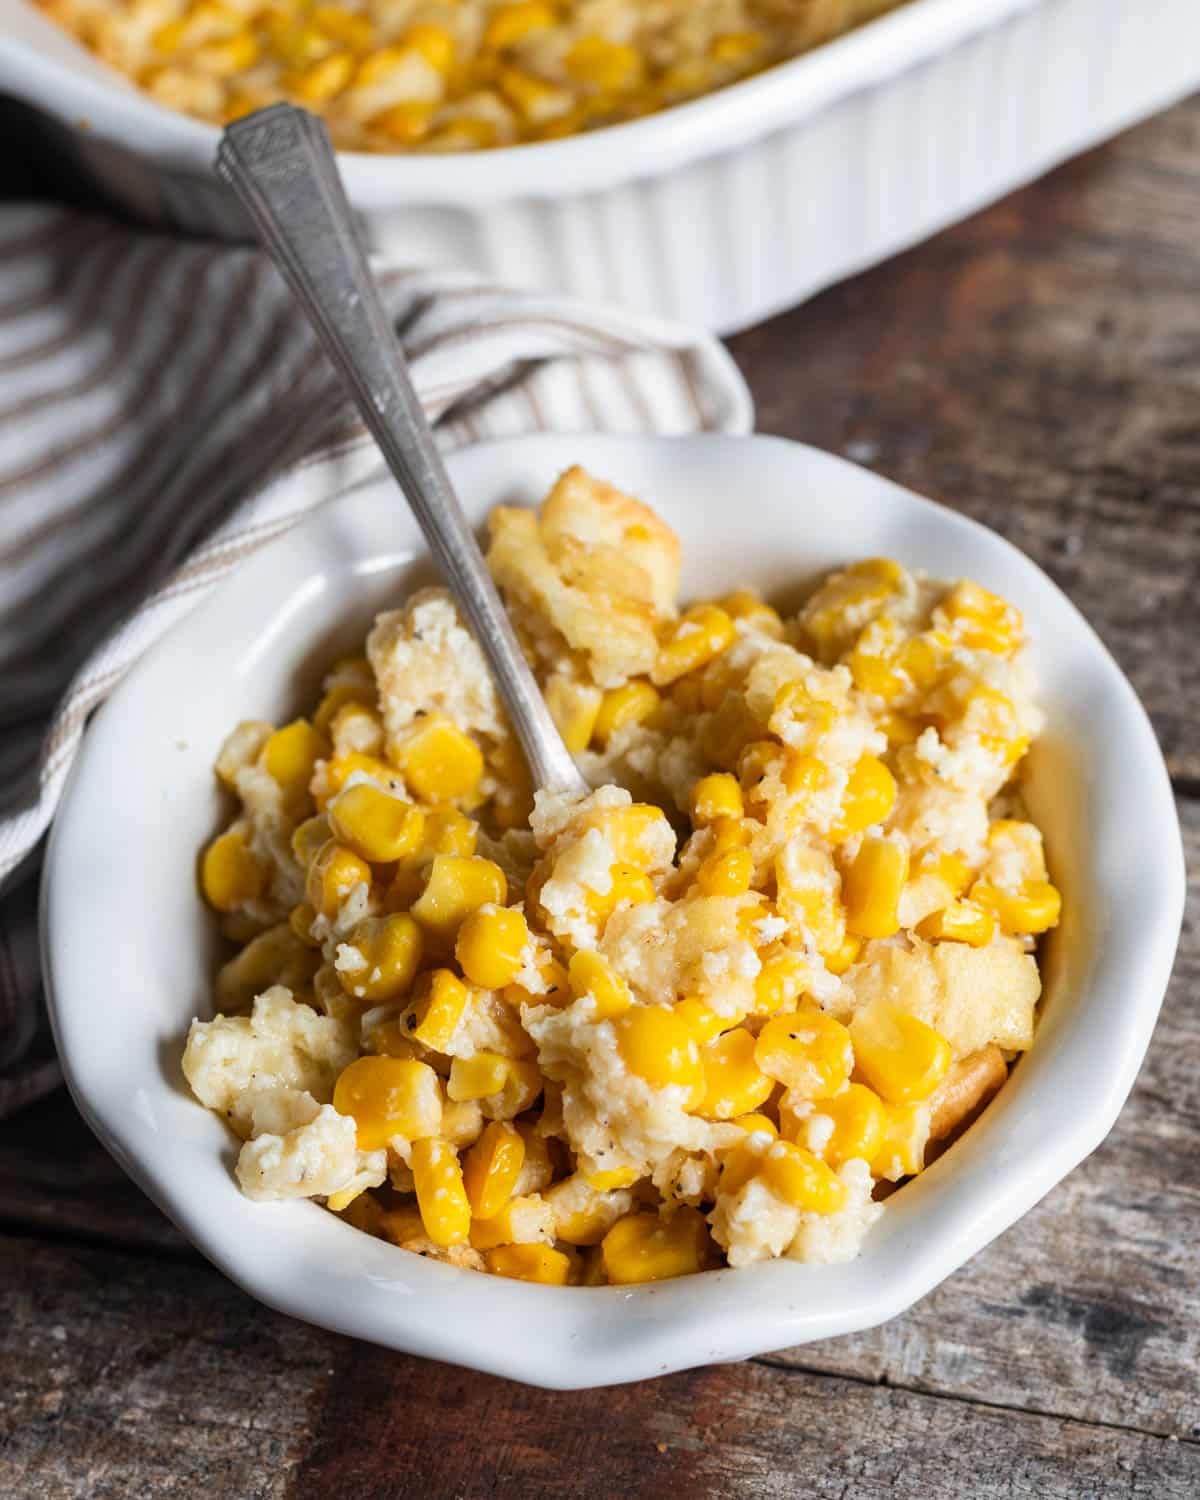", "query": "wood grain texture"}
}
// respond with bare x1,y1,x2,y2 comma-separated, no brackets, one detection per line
728,97,1200,784
1,1235,1196,1500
